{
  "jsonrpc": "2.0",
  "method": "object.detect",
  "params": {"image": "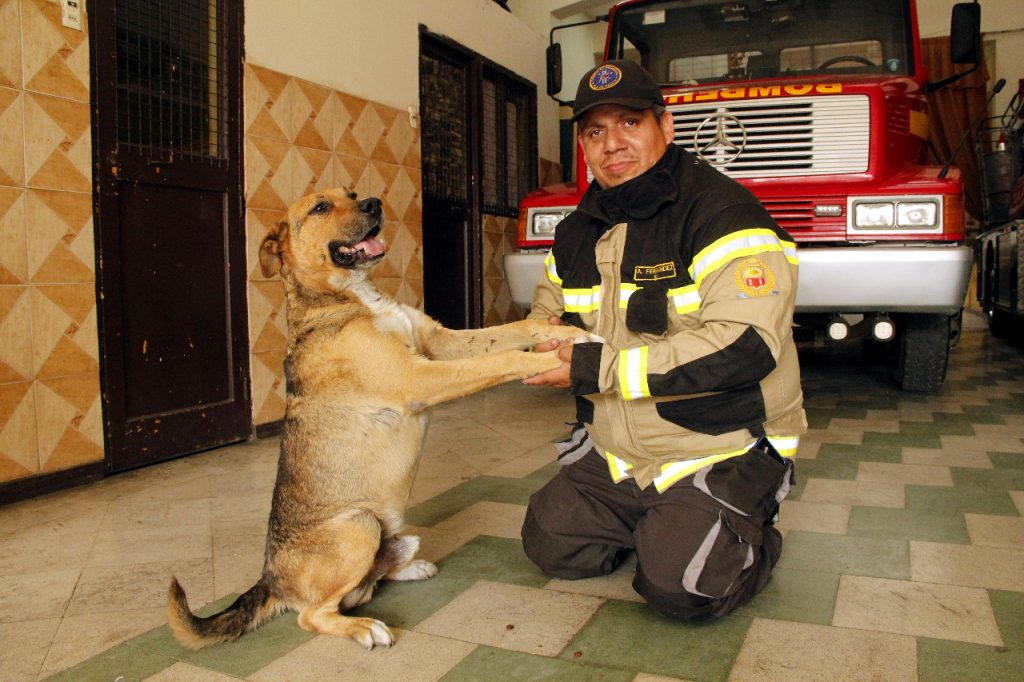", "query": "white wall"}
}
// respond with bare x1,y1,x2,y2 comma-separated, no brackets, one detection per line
245,0,561,160
918,0,1024,117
